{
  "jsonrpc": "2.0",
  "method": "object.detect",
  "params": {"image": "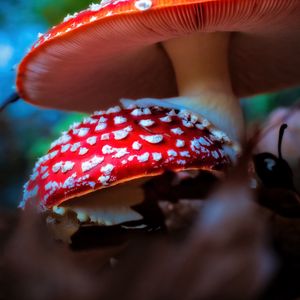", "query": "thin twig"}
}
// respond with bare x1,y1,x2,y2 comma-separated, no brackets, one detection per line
0,93,20,113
